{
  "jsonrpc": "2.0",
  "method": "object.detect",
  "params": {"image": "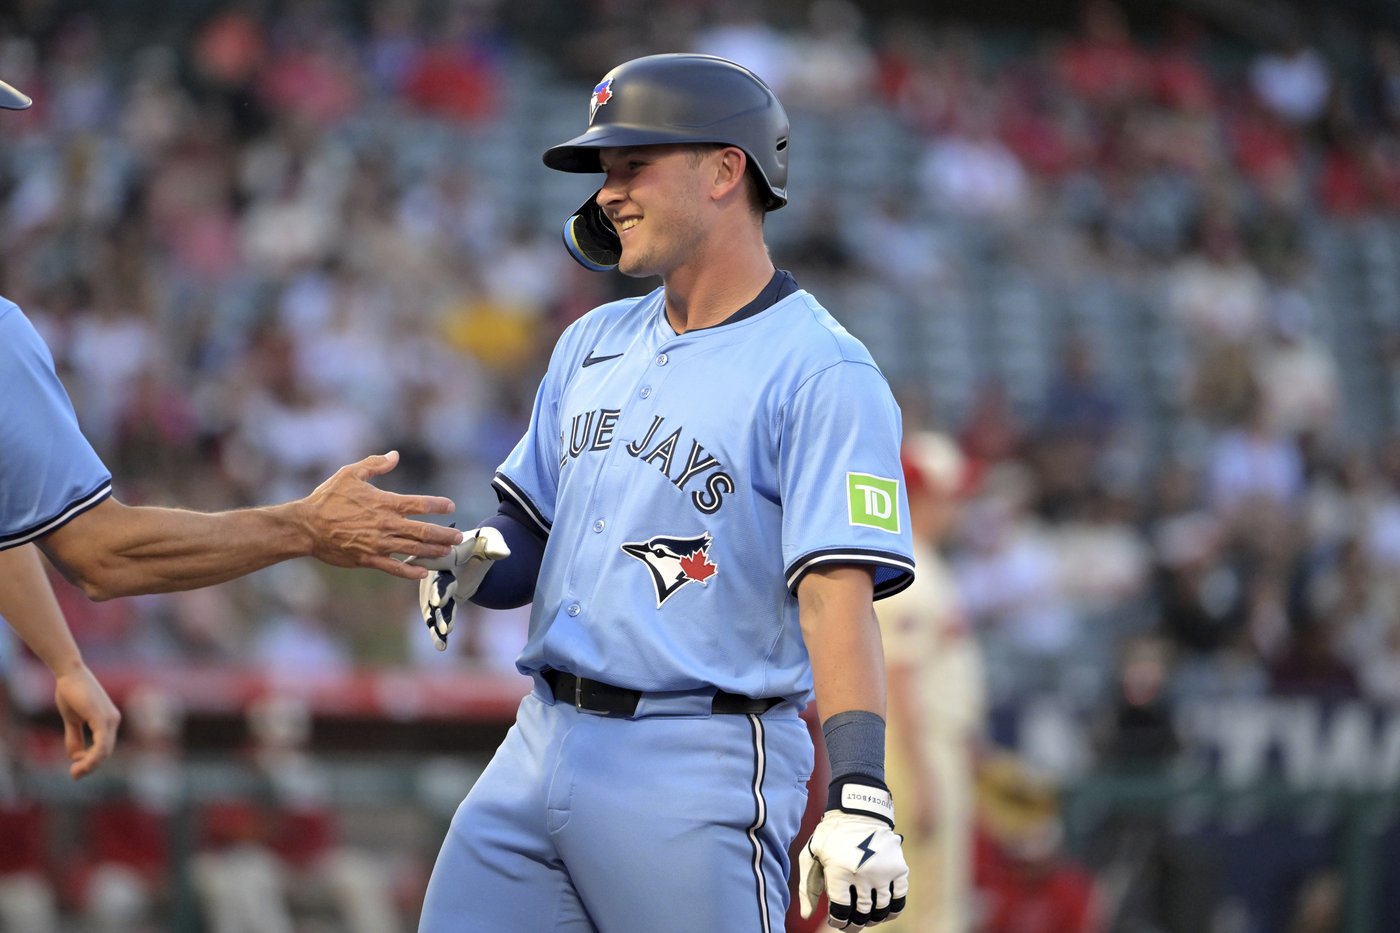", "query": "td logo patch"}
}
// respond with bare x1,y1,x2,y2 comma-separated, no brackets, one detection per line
621,532,719,608
847,473,900,533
